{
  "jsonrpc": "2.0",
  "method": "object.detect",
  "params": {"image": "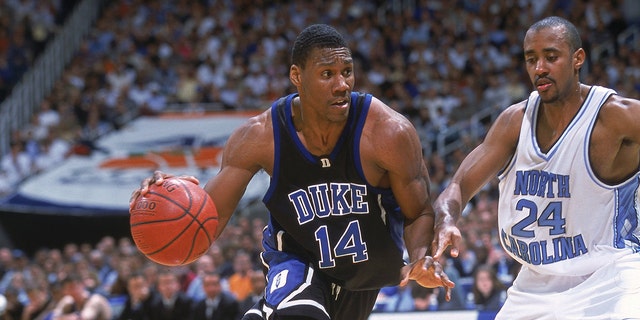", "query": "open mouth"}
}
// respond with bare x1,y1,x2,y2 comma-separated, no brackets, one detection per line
332,99,349,108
